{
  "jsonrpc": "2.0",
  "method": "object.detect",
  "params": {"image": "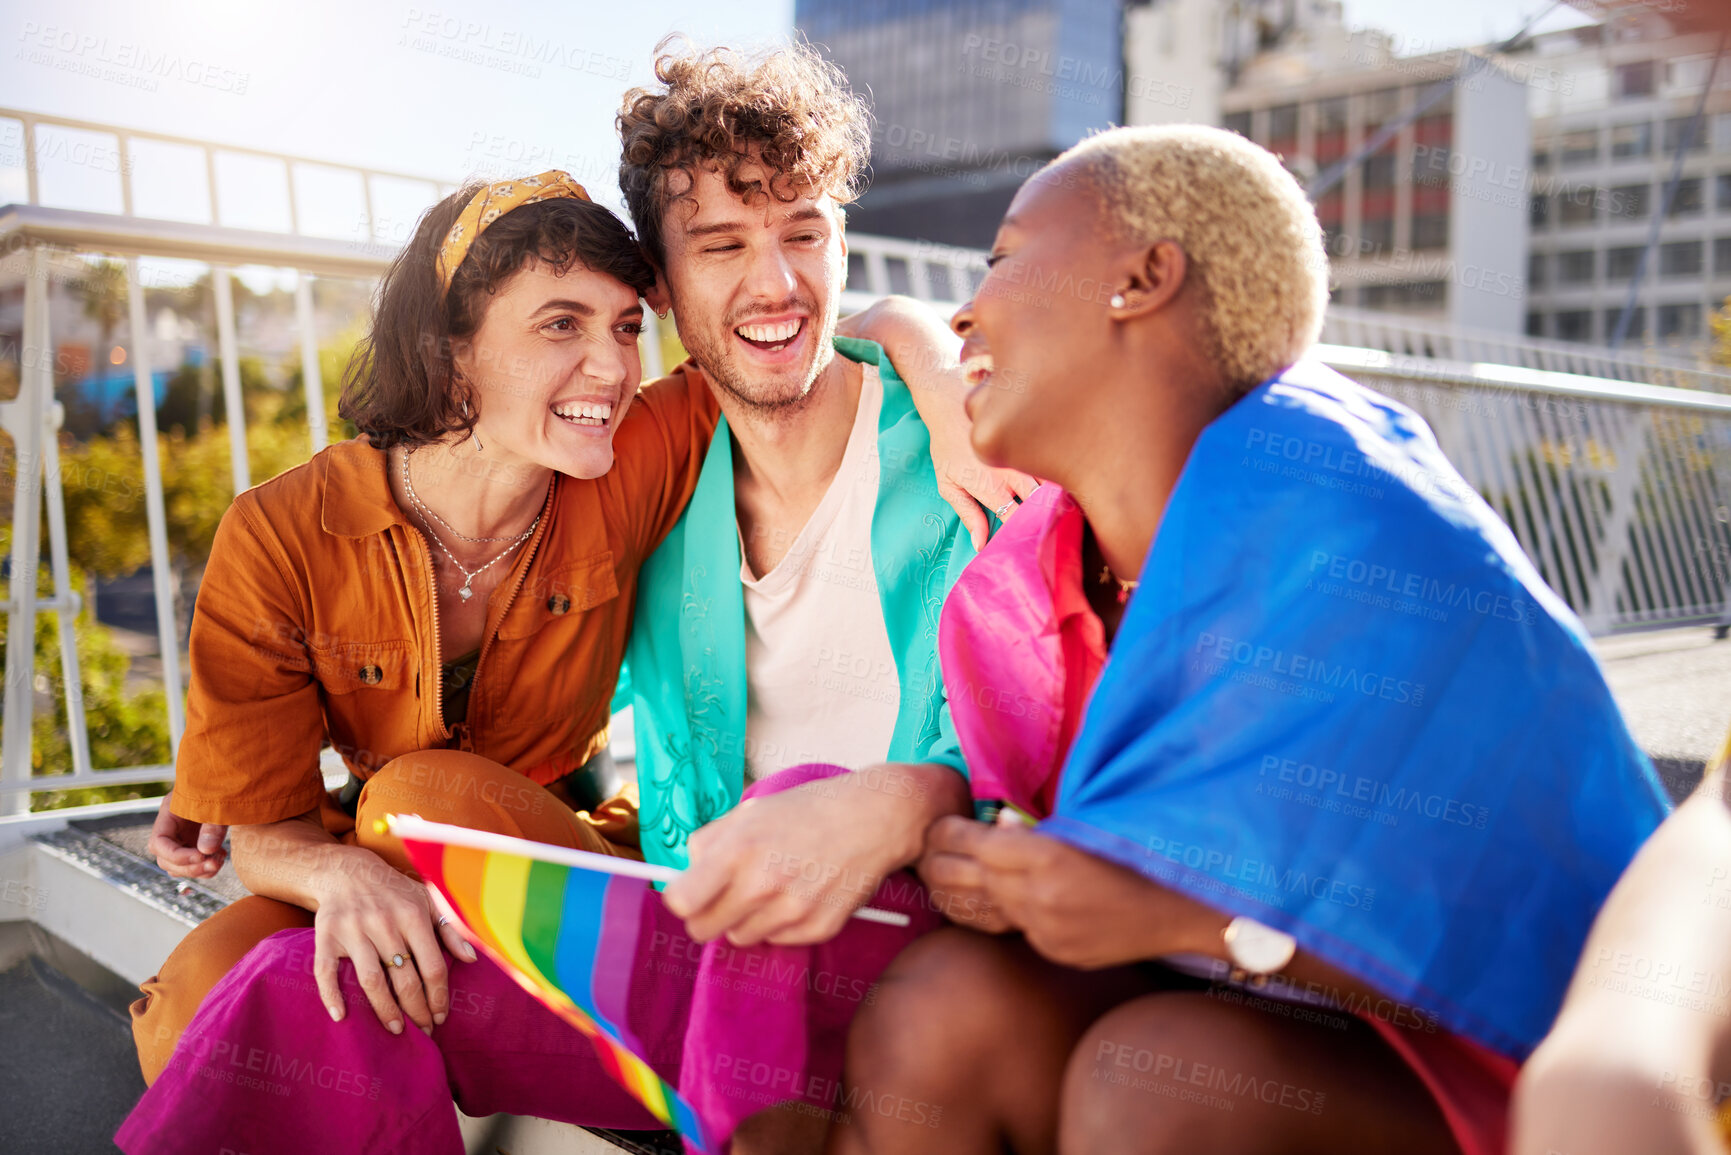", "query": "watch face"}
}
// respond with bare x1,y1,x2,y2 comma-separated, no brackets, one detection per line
1227,918,1297,975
